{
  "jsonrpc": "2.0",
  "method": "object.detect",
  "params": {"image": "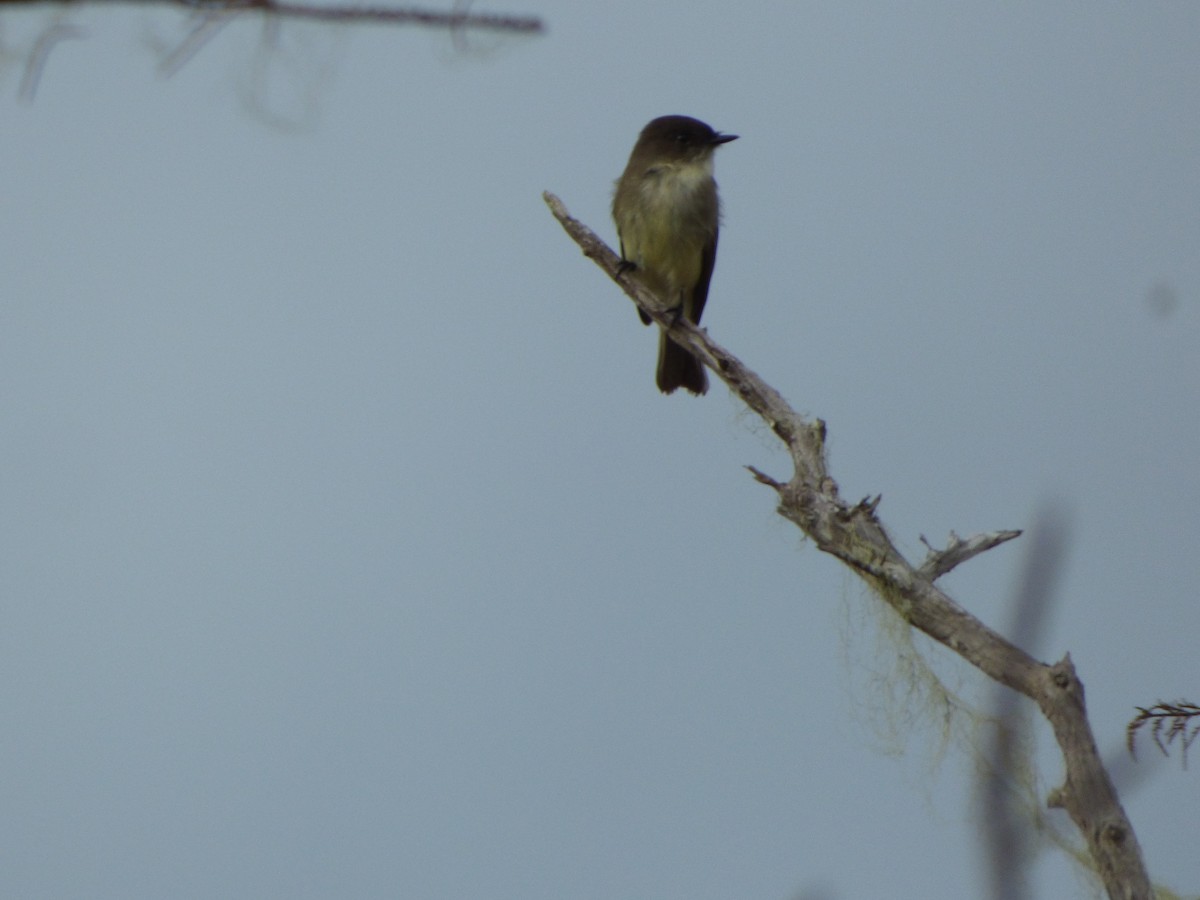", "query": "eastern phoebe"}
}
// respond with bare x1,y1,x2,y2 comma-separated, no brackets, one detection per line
612,115,737,395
